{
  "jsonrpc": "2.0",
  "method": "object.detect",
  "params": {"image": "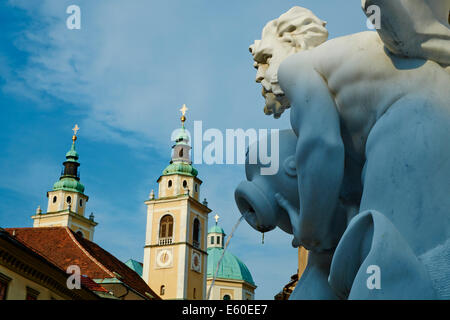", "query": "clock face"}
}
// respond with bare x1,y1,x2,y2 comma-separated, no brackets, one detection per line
191,251,201,272
156,249,173,268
